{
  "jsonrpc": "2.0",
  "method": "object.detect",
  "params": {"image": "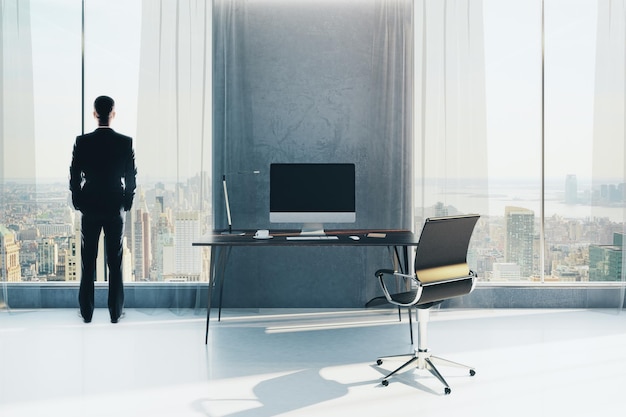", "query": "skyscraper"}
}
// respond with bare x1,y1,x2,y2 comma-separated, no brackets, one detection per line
0,225,22,282
133,192,152,281
173,211,202,281
492,262,521,281
589,233,623,282
565,174,578,204
154,199,175,282
505,206,535,278
38,237,58,276
65,235,79,282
